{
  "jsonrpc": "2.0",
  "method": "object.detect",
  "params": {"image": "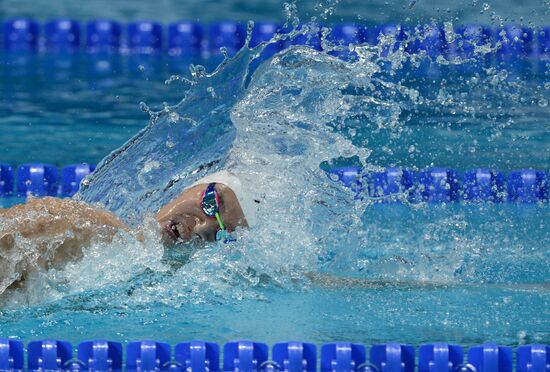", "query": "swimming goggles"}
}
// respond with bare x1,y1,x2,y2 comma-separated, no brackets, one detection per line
200,183,236,243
